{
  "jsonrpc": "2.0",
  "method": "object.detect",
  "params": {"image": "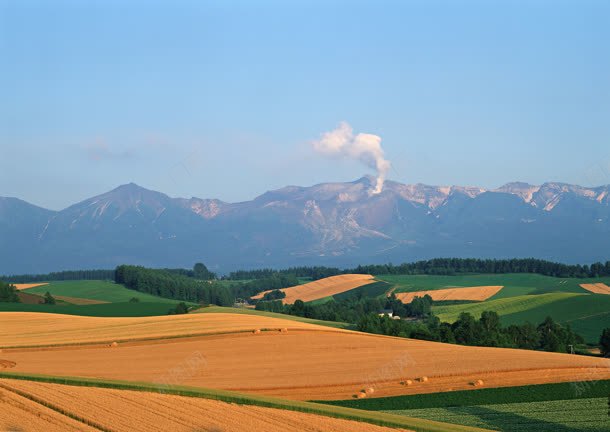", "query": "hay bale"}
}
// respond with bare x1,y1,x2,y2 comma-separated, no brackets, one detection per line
365,387,375,394
419,376,428,383
253,329,261,334
110,341,118,347
472,379,484,387
401,379,413,386
356,391,367,399
280,328,288,333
